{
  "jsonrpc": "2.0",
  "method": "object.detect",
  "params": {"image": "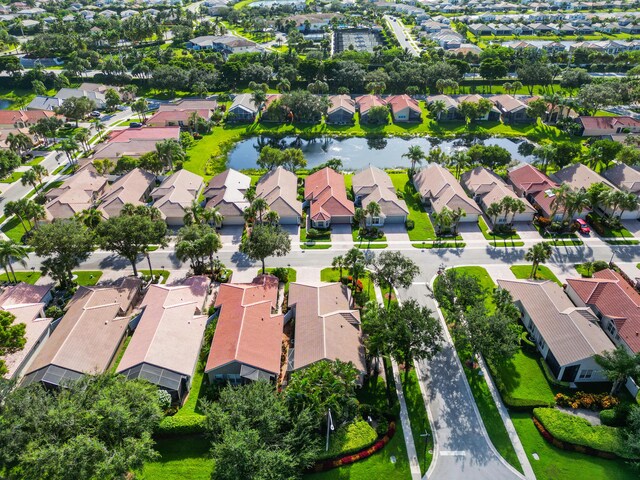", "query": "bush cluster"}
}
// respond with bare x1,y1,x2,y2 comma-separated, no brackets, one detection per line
555,391,620,411
316,420,378,461
156,413,207,436
269,267,290,283
405,219,414,230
